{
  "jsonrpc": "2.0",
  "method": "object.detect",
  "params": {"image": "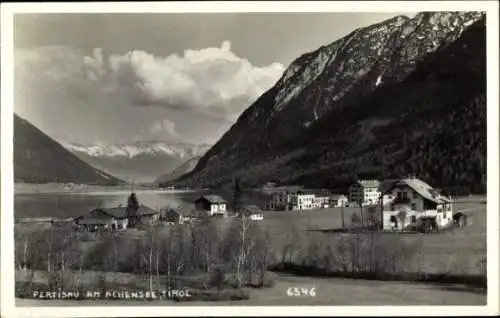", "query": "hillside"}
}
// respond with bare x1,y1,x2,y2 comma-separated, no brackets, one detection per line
174,12,486,195
155,156,202,185
14,114,124,186
64,142,210,183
